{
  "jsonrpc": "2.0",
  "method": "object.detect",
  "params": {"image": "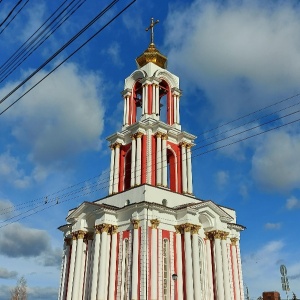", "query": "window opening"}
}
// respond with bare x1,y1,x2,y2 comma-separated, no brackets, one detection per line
124,150,131,191
159,81,169,123
133,82,143,122
163,238,170,300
